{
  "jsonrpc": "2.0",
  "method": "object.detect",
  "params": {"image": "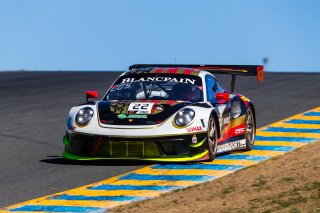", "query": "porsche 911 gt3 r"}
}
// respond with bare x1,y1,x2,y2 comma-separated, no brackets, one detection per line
63,64,264,162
